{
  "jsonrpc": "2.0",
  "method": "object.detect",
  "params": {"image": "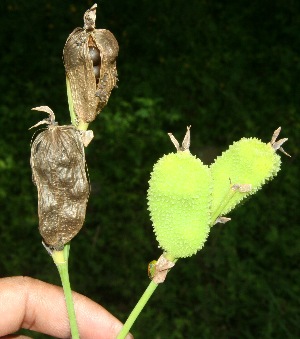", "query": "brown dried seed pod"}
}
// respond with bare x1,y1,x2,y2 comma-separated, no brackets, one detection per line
63,4,119,124
30,107,90,250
